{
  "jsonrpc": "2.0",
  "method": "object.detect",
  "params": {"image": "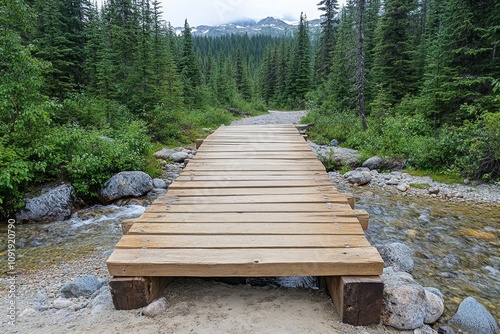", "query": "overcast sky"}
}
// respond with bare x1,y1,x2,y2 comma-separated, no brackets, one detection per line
161,0,347,27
